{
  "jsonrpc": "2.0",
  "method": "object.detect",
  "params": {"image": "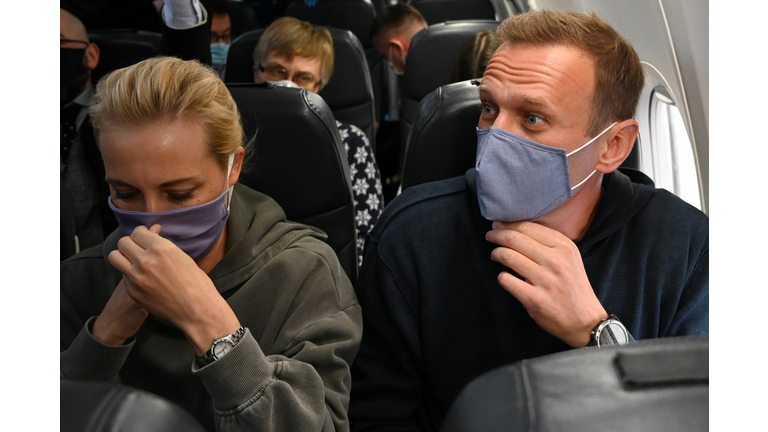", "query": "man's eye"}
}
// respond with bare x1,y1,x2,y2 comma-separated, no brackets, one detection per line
275,69,288,77
526,115,544,125
482,104,497,115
